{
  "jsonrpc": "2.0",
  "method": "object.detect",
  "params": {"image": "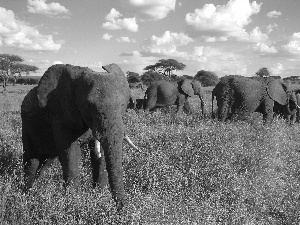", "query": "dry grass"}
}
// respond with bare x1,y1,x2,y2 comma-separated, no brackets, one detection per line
1,84,300,224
